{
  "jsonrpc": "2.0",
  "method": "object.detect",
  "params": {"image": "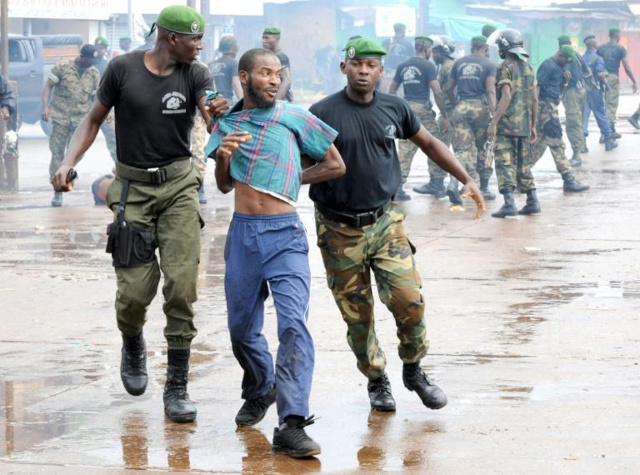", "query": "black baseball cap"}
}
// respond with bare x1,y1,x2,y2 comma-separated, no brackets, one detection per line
80,44,99,64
